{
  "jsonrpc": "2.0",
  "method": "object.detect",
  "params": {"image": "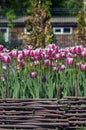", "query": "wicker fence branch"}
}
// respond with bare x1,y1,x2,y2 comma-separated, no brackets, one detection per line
0,97,86,129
